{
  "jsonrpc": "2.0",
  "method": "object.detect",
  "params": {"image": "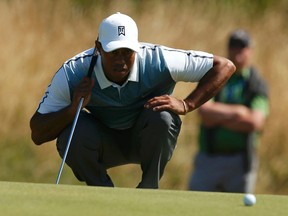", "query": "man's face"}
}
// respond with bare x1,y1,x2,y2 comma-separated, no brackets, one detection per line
97,42,136,85
228,46,251,71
